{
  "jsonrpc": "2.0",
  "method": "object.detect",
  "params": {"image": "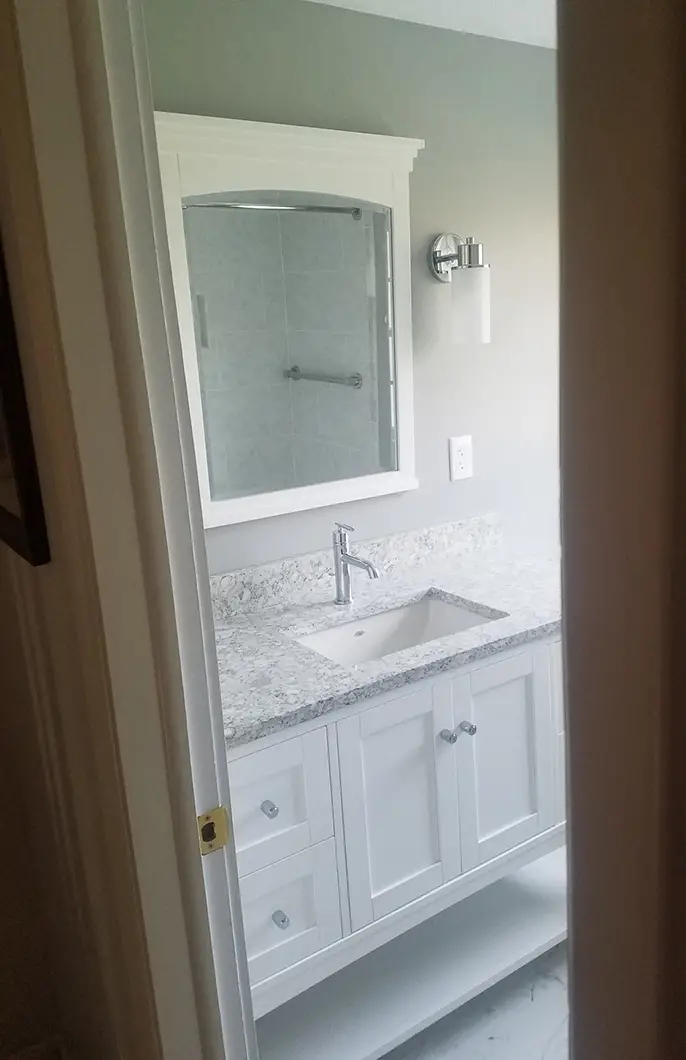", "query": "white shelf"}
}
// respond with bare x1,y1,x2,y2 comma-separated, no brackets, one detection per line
256,847,567,1060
